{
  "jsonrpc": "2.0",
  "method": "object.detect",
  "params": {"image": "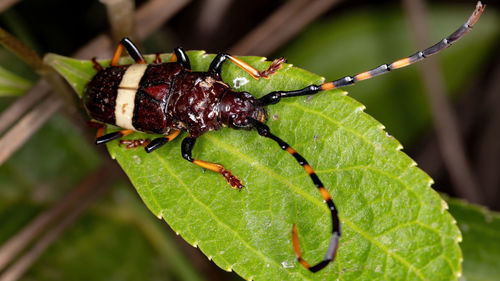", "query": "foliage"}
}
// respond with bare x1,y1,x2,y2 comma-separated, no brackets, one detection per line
46,52,461,280
447,198,500,281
